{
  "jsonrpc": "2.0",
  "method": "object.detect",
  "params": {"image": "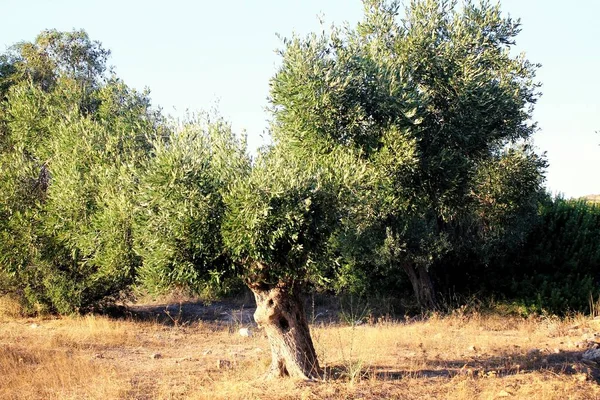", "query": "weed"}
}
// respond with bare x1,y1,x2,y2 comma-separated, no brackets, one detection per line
339,295,371,326
164,301,185,328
